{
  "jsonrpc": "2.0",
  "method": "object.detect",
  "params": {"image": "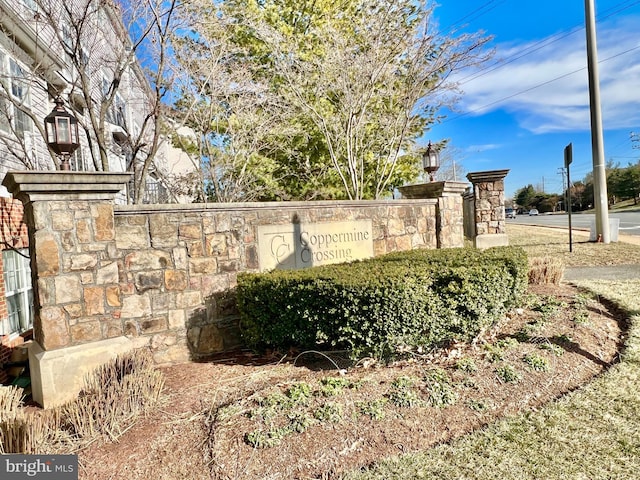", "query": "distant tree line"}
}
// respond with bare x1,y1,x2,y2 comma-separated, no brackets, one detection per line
514,161,640,213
